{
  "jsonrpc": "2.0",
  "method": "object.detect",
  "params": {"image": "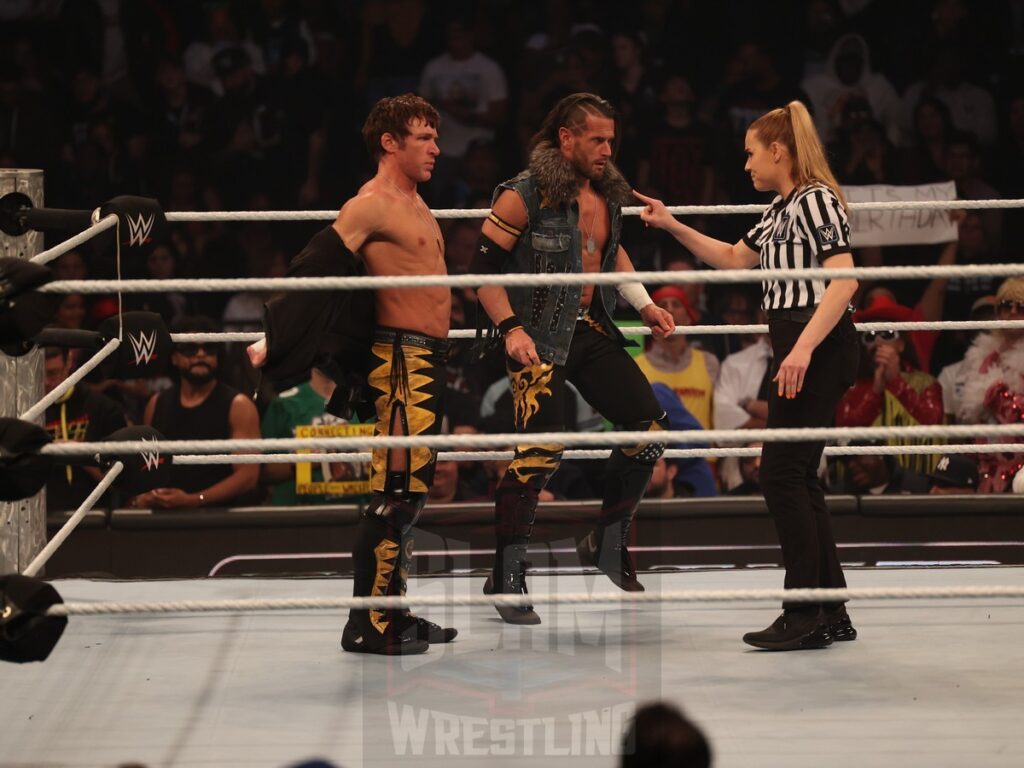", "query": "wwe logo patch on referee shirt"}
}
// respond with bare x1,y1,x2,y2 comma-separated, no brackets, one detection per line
773,212,791,242
816,223,839,246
